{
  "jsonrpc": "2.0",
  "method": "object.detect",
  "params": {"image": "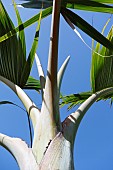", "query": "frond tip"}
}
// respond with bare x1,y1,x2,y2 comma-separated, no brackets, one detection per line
57,55,70,96
35,53,45,96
